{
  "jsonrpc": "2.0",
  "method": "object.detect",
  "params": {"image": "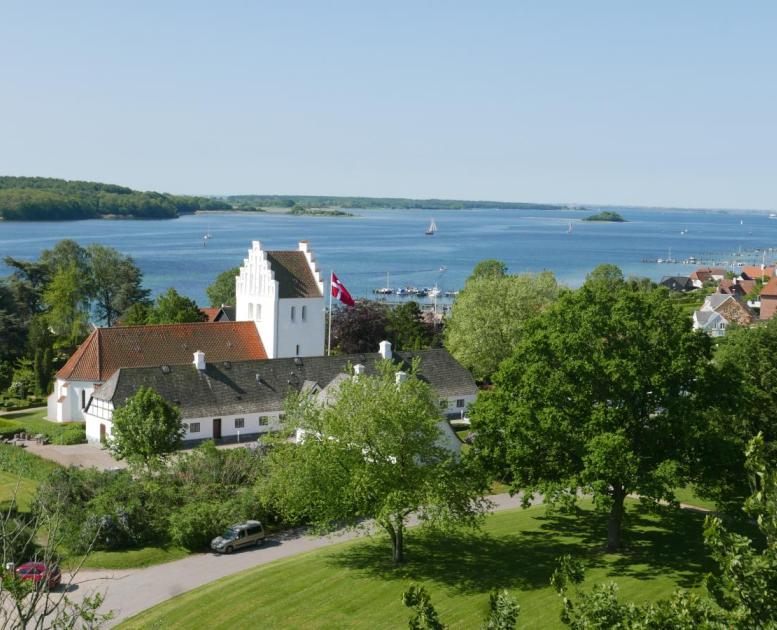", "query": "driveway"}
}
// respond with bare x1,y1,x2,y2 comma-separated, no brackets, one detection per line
25,443,126,471
67,493,529,627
